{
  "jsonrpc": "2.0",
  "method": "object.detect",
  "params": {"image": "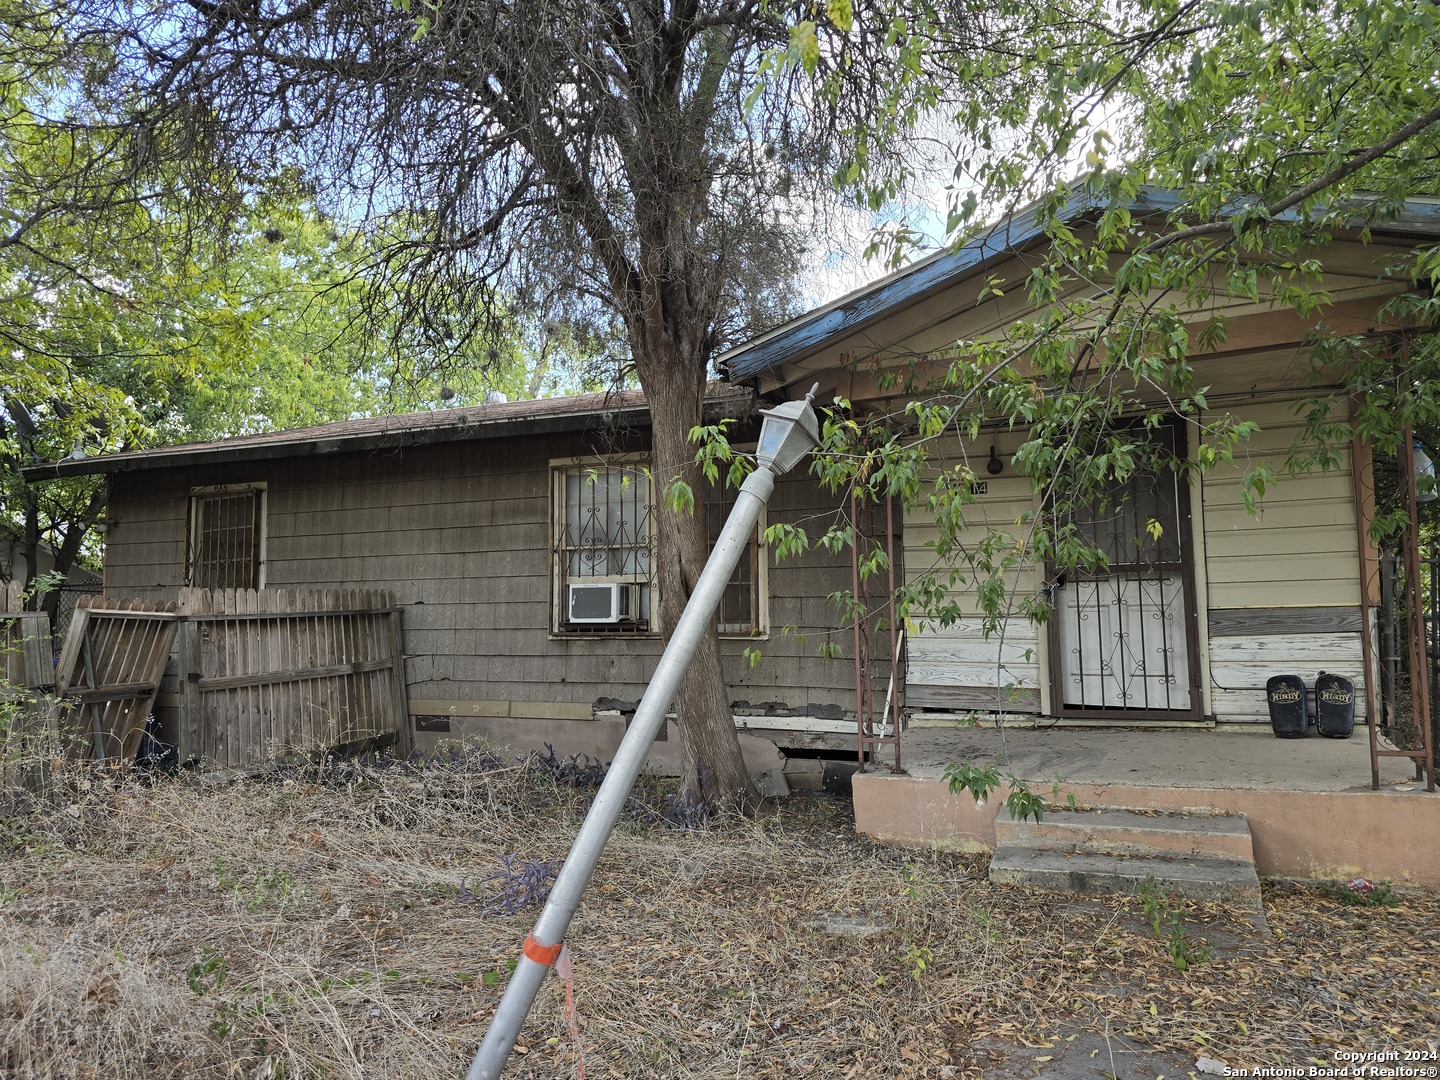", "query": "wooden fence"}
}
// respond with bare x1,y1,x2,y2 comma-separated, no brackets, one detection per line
174,588,410,768
2,580,52,691
3,586,410,773
3,580,61,800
